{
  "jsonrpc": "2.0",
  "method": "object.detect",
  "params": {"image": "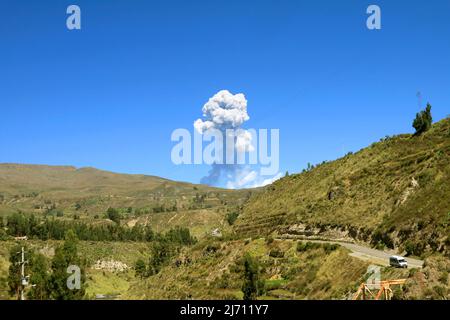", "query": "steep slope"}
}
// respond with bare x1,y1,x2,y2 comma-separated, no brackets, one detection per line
235,117,450,256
